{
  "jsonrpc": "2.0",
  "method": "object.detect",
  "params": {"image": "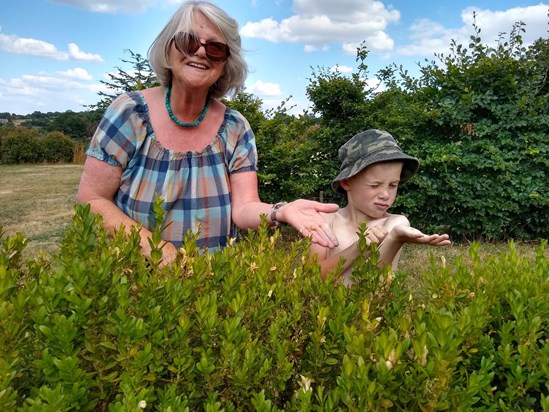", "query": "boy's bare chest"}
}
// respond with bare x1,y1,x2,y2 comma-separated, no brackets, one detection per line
328,214,389,256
